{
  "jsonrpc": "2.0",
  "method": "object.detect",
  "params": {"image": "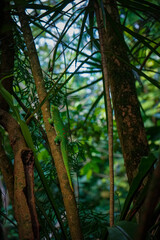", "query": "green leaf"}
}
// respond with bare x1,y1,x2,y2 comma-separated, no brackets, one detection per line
117,0,160,18
120,153,157,220
87,169,93,179
88,1,94,50
115,56,160,90
27,50,100,122
36,199,59,239
131,64,160,90
86,28,100,51
67,77,102,95
76,7,89,62
51,7,85,72
122,26,160,57
84,91,104,123
115,221,138,239
104,221,138,240
34,0,73,21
